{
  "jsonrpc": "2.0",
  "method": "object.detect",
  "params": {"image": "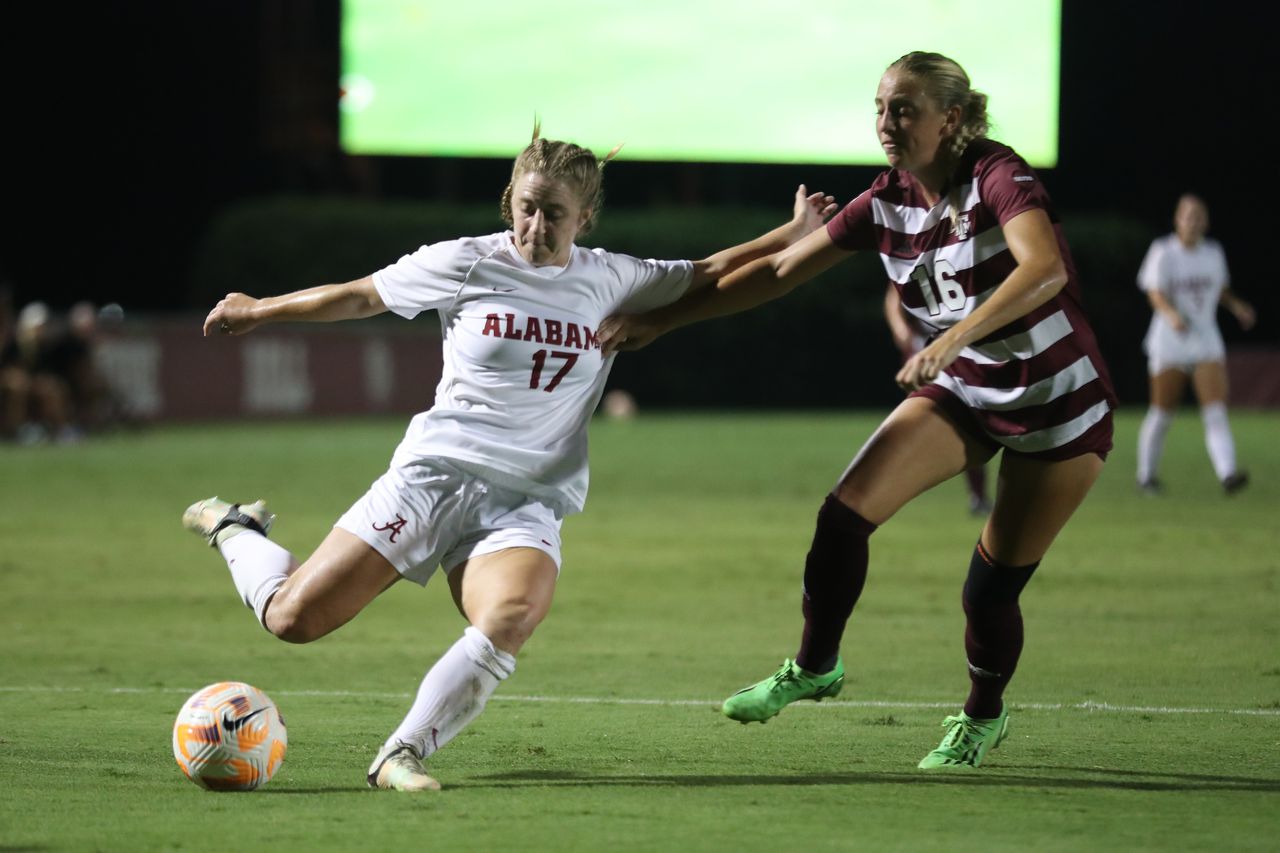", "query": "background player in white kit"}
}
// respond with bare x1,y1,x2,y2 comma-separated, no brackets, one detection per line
183,129,837,791
1135,193,1256,495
